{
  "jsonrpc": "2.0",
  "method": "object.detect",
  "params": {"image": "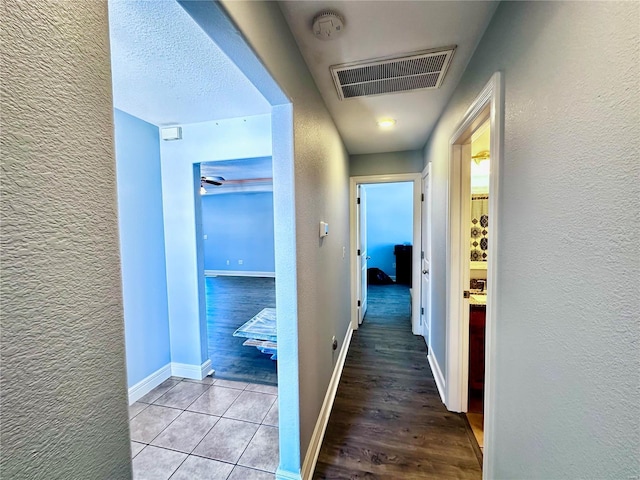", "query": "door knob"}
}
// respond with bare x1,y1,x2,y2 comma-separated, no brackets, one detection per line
422,269,429,275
